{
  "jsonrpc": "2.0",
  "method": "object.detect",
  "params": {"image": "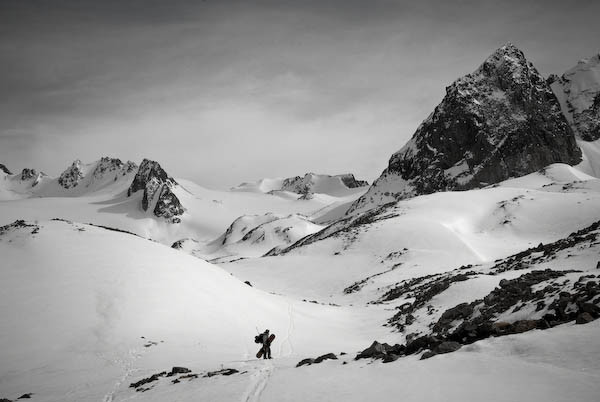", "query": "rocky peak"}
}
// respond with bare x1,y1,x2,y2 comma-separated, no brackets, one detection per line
92,157,137,180
127,159,184,223
549,53,600,141
349,43,581,214
280,172,368,194
58,160,84,189
0,163,12,175
338,173,369,188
